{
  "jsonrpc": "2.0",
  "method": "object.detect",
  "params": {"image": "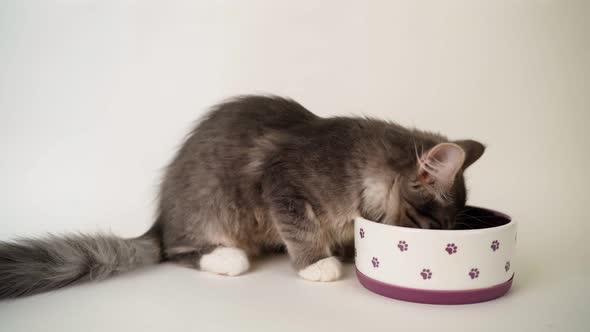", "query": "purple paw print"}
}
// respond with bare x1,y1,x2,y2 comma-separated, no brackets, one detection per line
359,228,365,239
371,257,379,268
505,261,511,272
397,240,408,252
491,240,500,252
445,243,458,255
469,268,480,279
420,268,432,280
